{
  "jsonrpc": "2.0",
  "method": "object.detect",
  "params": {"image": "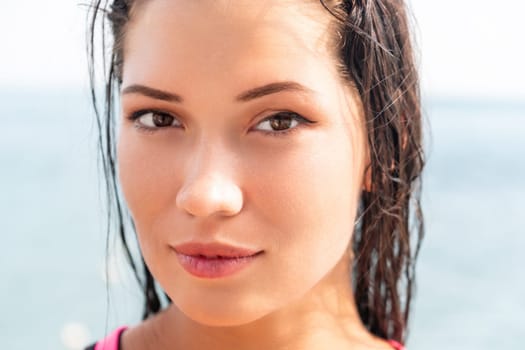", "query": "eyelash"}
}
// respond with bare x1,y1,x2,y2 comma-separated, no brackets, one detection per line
126,109,315,137
255,111,315,136
127,109,181,134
